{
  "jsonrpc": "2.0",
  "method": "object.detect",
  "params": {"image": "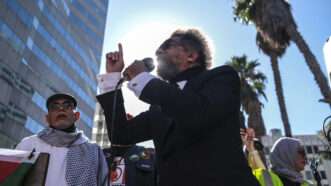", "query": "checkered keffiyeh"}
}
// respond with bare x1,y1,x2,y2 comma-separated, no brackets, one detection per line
66,144,102,186
38,128,108,186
